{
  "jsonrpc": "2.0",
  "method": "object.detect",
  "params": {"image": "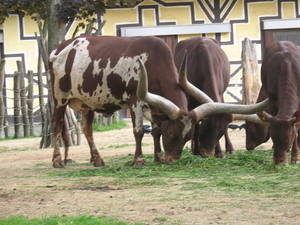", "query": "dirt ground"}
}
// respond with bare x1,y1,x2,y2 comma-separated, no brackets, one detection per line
0,121,299,225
